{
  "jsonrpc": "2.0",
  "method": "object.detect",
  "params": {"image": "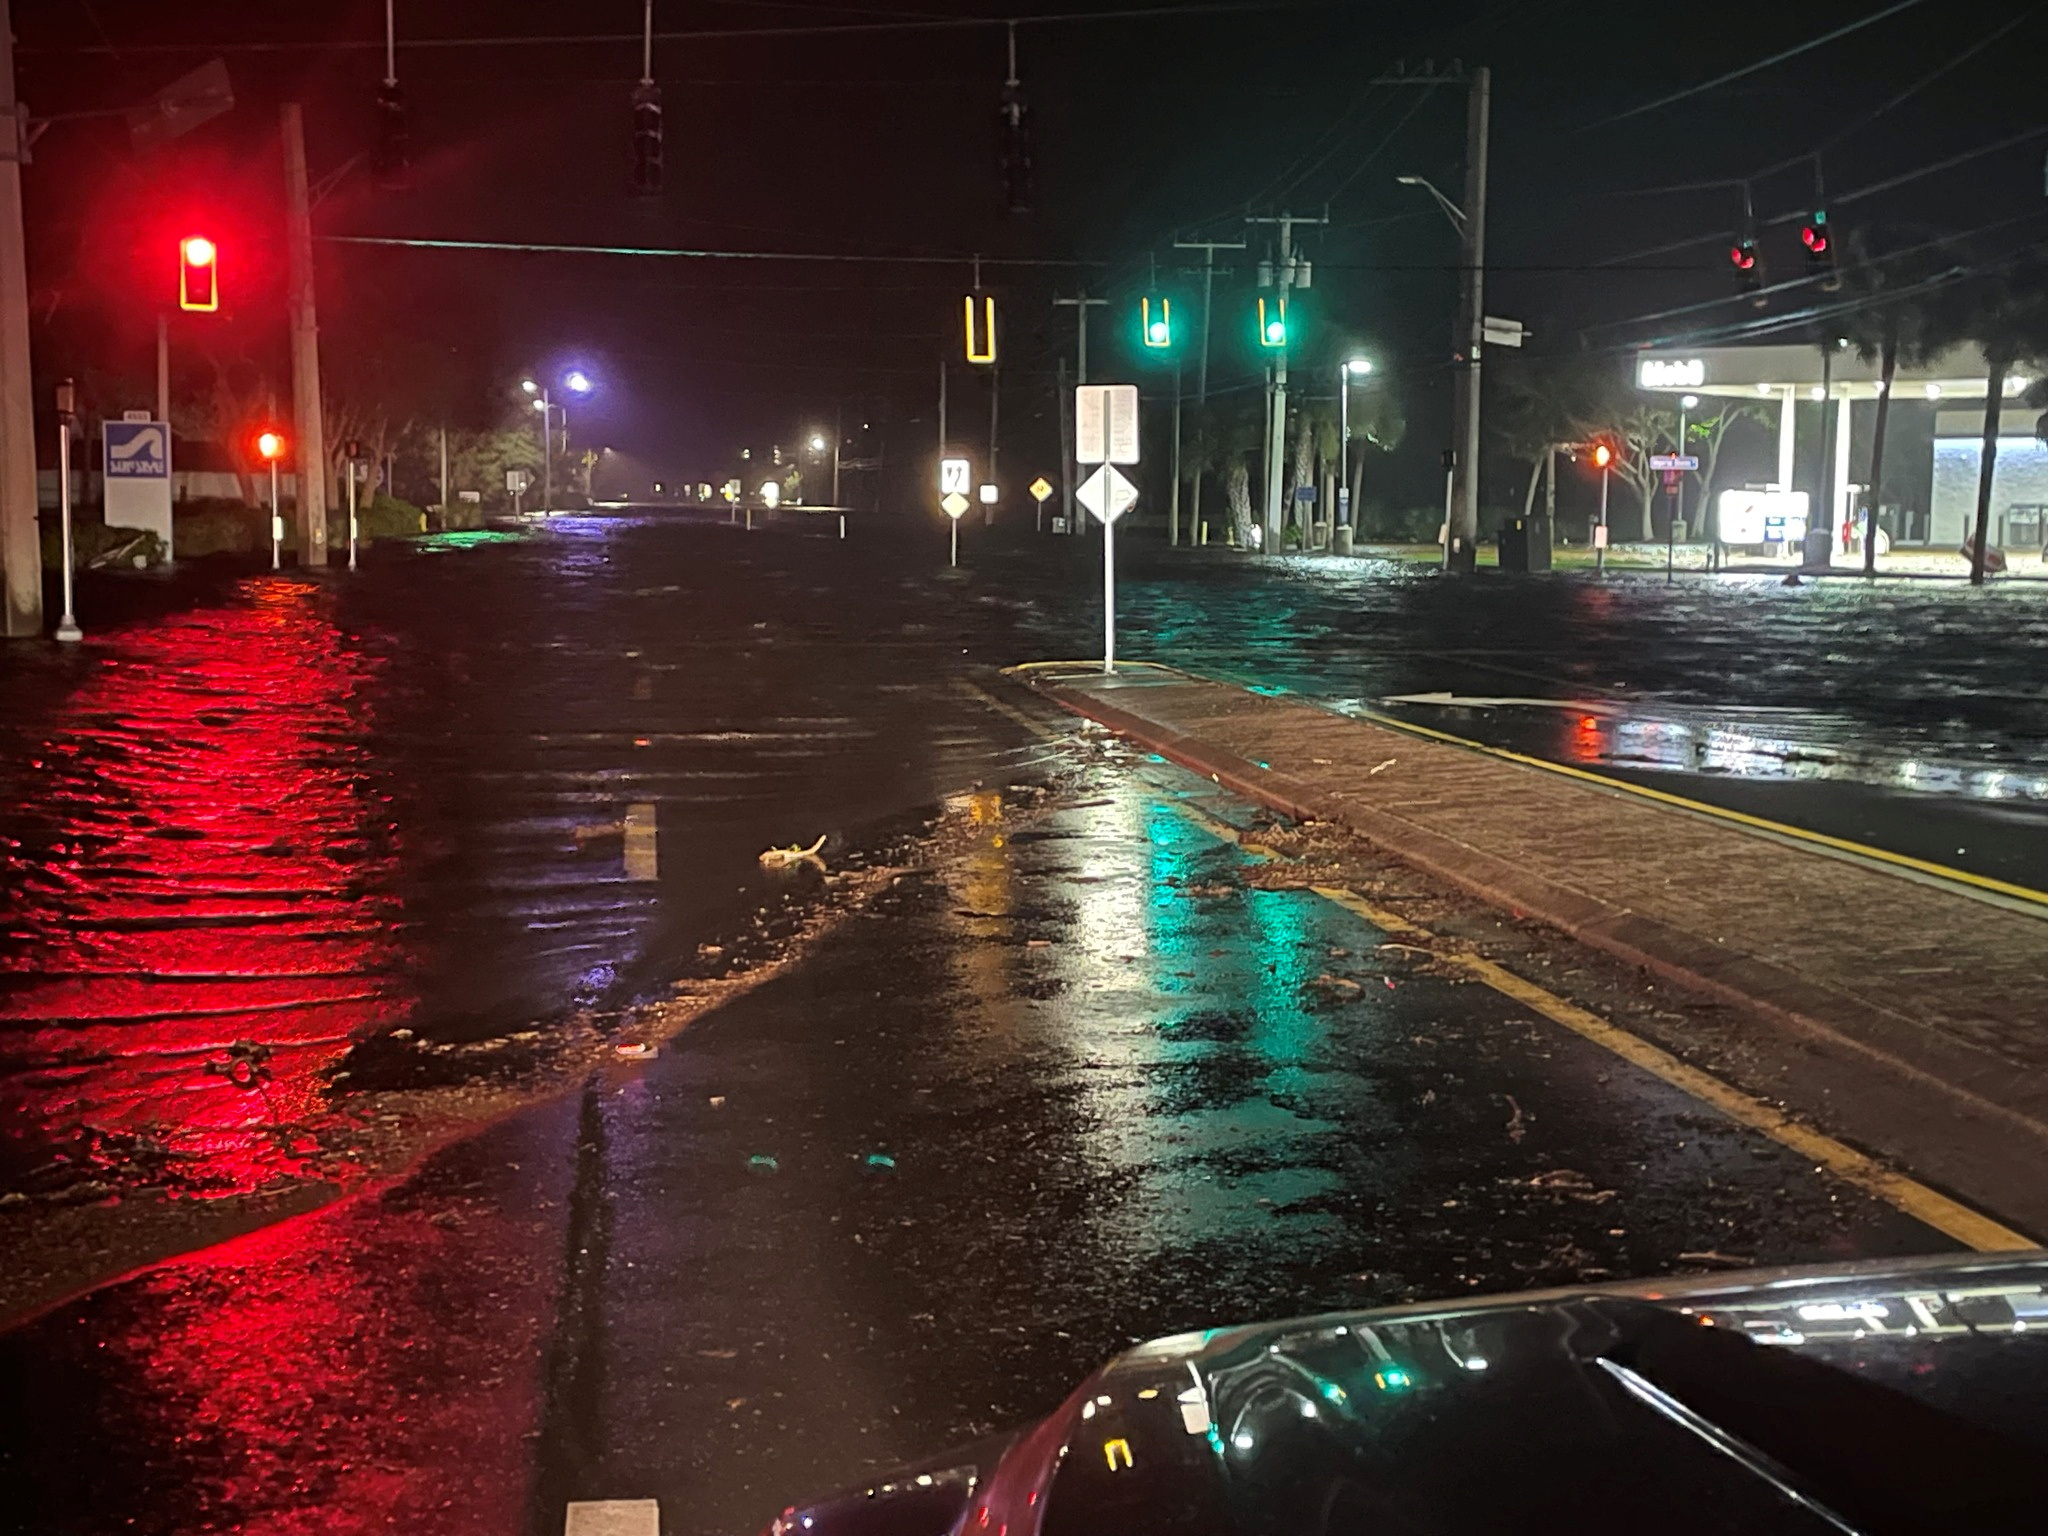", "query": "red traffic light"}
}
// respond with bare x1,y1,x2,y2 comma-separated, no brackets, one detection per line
1590,442,1614,469
179,234,219,312
1728,241,1756,271
255,430,286,461
1801,225,1828,255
